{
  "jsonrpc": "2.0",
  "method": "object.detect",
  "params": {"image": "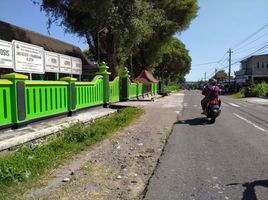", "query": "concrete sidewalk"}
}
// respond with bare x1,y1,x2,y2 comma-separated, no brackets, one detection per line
0,94,162,152
0,107,117,151
240,96,268,105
